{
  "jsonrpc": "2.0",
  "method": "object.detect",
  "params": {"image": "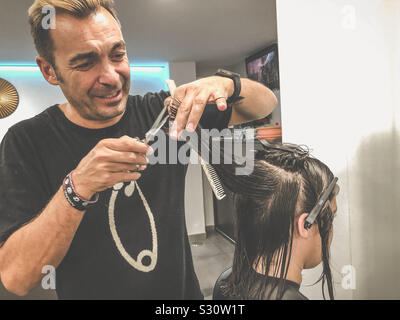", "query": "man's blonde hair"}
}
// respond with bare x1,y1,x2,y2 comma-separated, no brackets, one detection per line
28,0,121,68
